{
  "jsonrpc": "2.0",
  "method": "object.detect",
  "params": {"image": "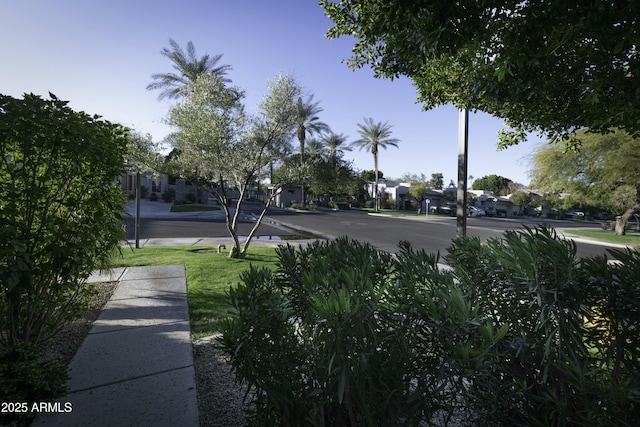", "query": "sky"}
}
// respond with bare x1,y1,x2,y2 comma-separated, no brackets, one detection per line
1,0,544,186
